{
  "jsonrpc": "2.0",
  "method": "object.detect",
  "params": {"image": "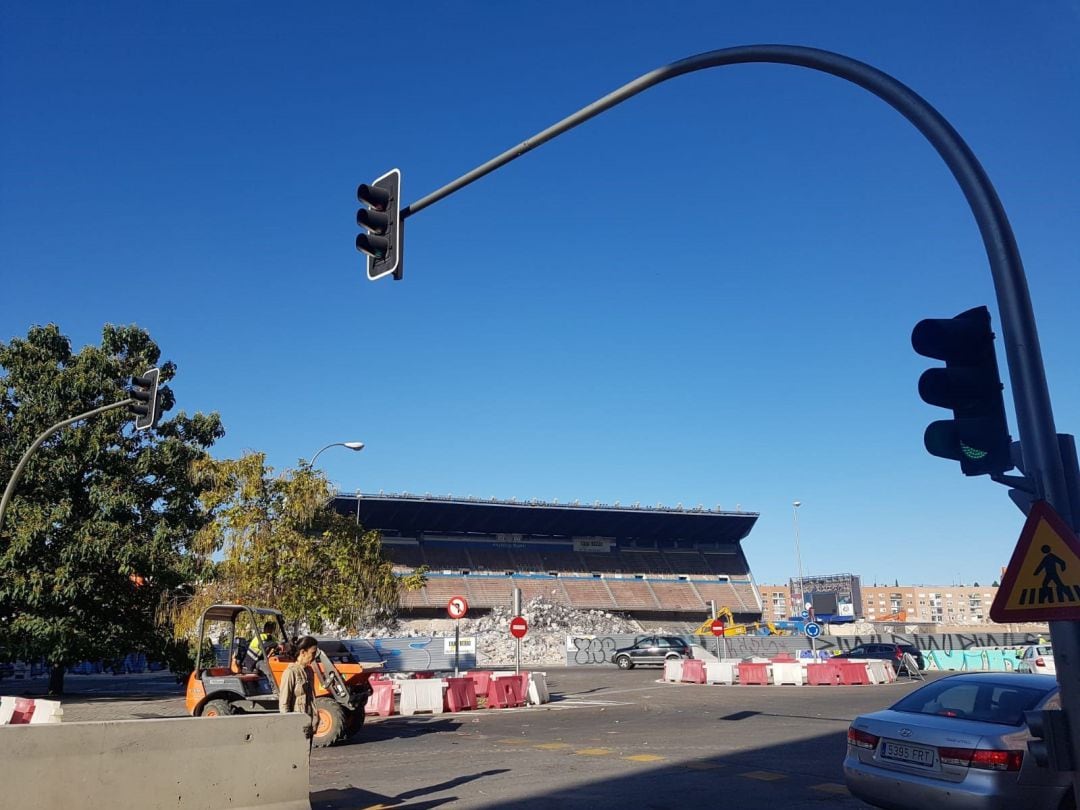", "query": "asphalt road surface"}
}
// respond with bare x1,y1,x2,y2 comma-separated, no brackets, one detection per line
30,665,938,809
